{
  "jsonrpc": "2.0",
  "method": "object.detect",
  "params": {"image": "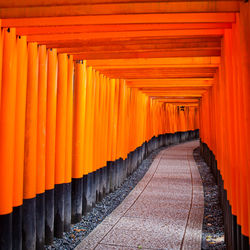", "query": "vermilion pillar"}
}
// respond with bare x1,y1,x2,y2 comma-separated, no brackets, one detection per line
23,42,38,250
0,28,17,250
72,61,86,222
45,48,57,244
36,44,47,250
65,55,74,231
54,53,68,237
13,35,27,250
